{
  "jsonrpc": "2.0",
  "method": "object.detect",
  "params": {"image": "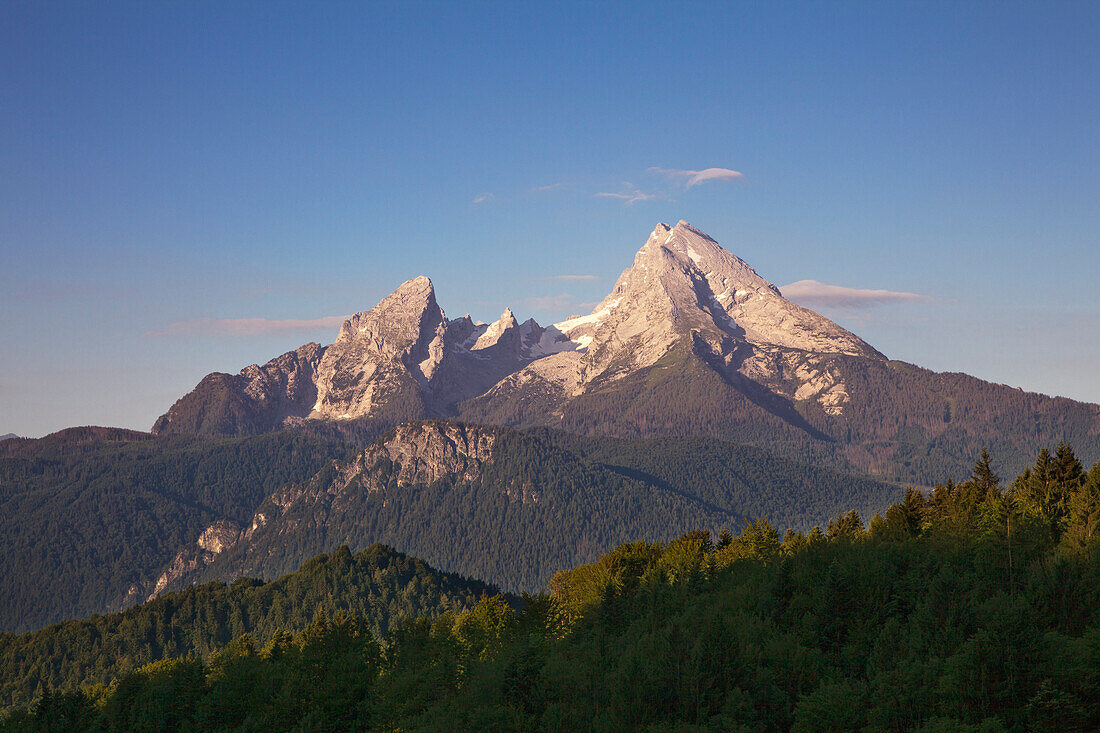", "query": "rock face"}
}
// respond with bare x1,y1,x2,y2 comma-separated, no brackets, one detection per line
151,220,1100,486
154,221,884,437
153,342,326,436
558,221,880,371
468,220,884,420
130,519,244,604
306,276,441,424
